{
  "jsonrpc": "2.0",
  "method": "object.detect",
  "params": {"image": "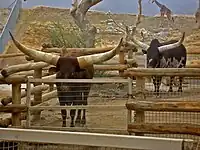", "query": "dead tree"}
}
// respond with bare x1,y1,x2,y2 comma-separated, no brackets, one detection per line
195,0,200,29
70,0,103,48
